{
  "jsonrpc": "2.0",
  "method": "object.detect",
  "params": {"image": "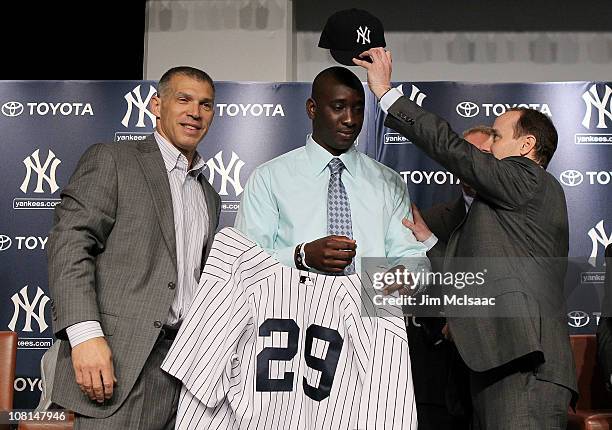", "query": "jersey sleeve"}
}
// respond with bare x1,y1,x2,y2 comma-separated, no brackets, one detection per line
161,228,254,407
